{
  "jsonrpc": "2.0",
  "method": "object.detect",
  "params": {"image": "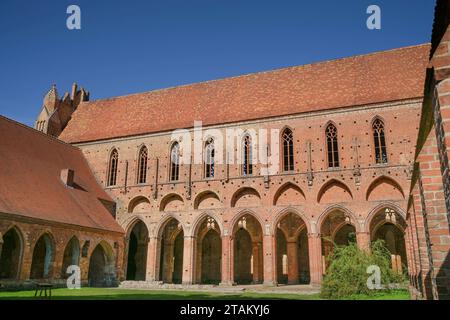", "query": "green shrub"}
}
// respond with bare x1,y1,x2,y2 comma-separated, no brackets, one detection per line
320,240,405,299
